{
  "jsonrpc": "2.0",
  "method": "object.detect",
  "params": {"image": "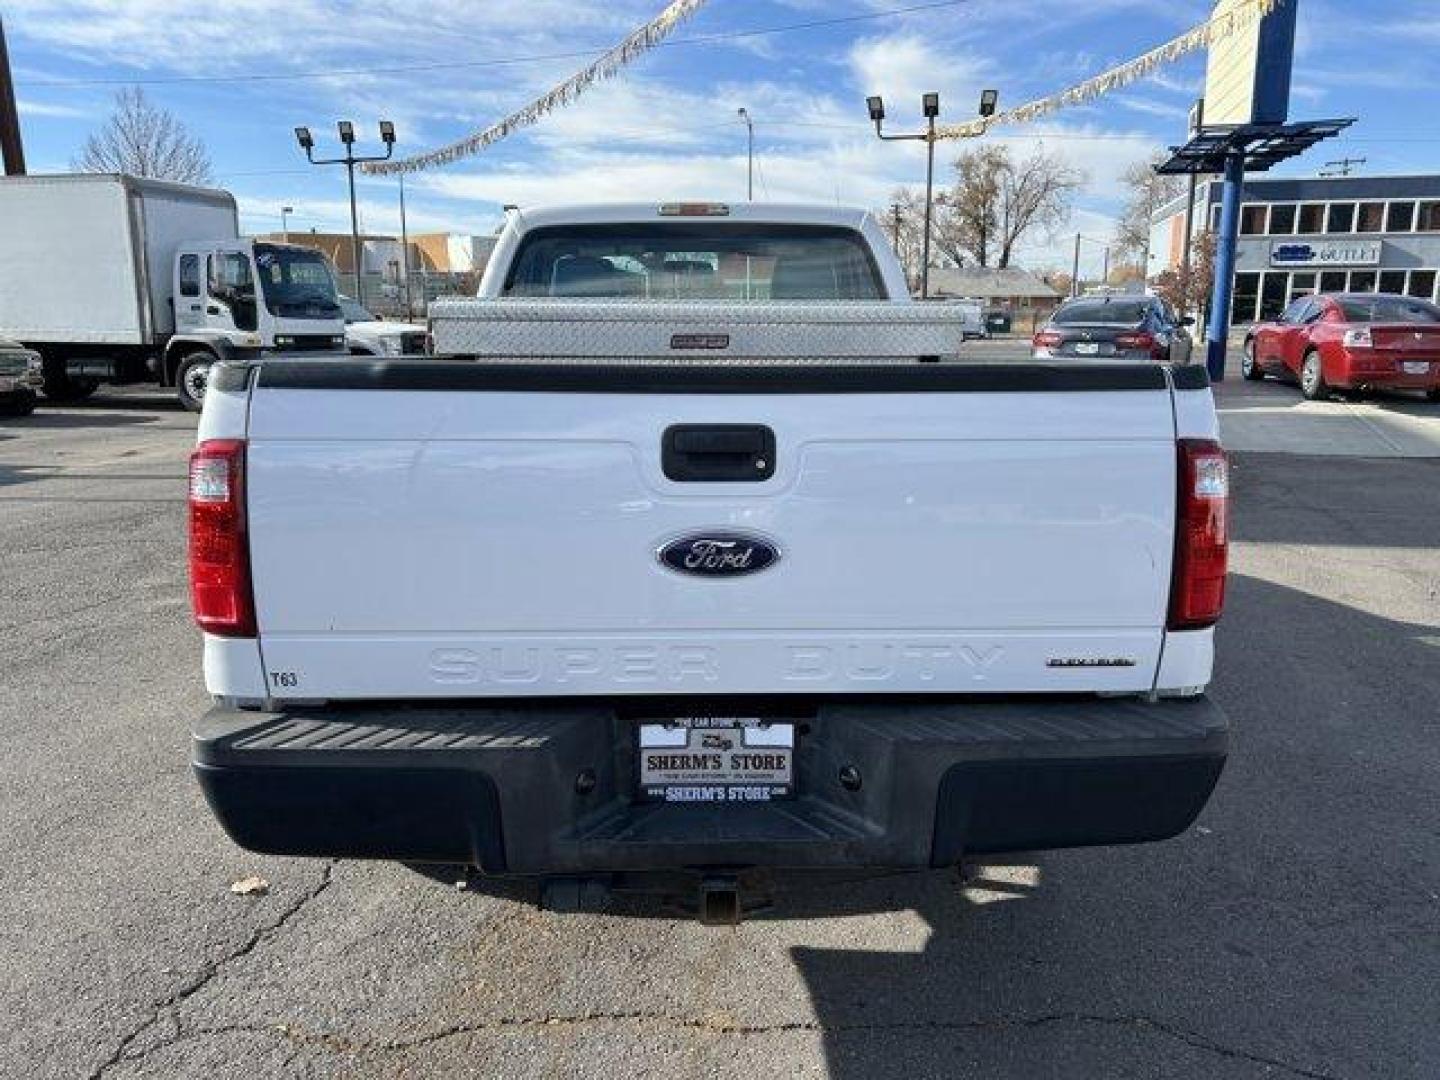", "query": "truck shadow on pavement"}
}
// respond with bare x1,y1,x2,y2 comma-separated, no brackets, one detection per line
15,408,172,429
